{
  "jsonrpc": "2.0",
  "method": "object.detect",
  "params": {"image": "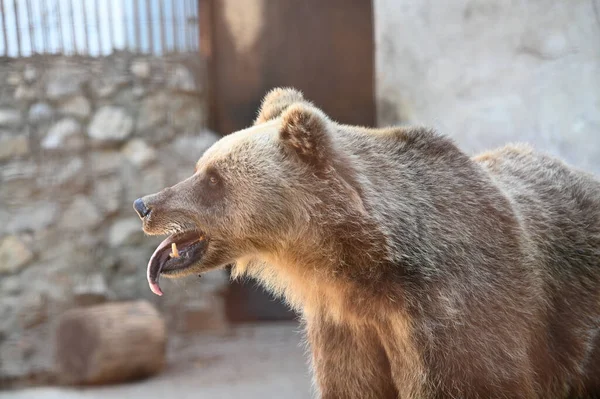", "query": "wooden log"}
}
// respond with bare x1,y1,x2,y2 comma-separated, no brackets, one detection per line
55,300,167,385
